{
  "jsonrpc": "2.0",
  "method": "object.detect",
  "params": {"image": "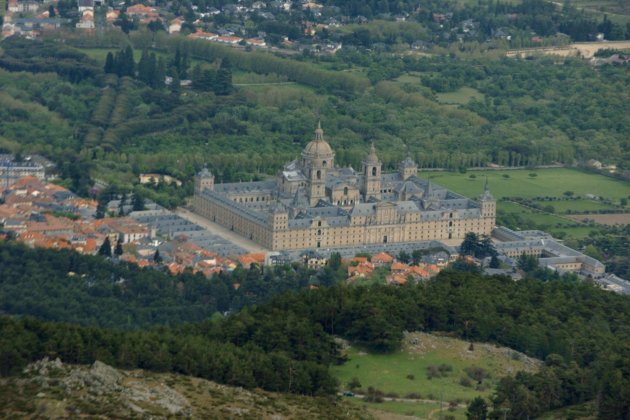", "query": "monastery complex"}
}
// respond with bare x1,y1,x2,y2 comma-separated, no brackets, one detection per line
193,123,496,251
